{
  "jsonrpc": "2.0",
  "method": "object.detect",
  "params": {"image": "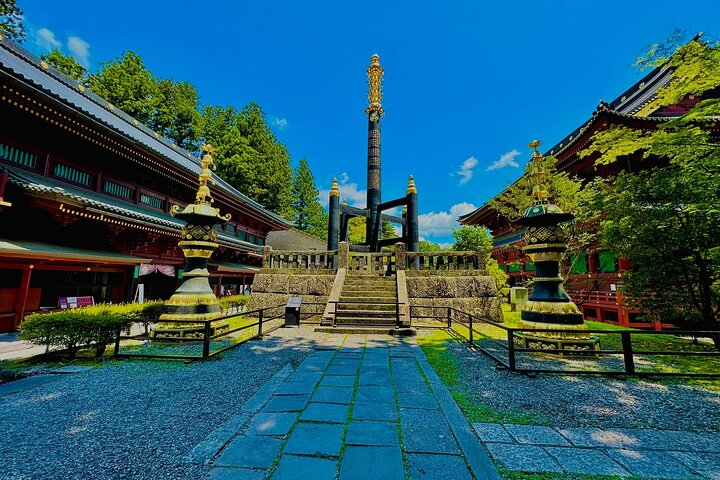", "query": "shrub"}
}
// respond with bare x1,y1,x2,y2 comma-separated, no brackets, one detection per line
21,304,141,358
218,294,250,312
